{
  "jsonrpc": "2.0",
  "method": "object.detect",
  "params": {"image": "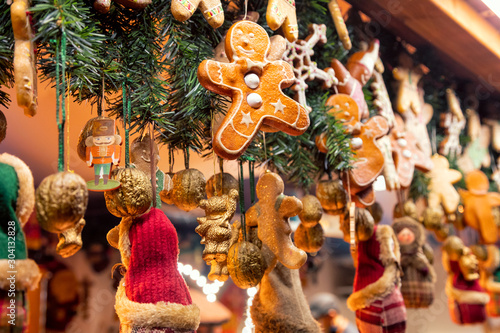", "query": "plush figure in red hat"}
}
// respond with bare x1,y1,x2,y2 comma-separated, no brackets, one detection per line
106,169,200,333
